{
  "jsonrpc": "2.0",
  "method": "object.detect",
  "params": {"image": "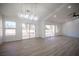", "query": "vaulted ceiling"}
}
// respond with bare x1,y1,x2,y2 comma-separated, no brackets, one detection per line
0,3,79,23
